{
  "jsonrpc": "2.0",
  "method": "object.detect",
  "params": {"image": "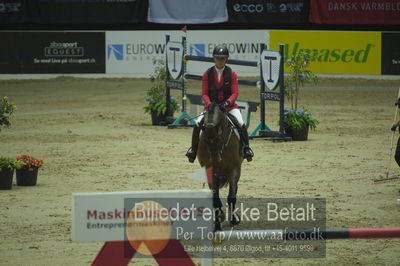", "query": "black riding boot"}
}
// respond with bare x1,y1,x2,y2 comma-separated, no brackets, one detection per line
186,125,200,163
239,125,254,162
